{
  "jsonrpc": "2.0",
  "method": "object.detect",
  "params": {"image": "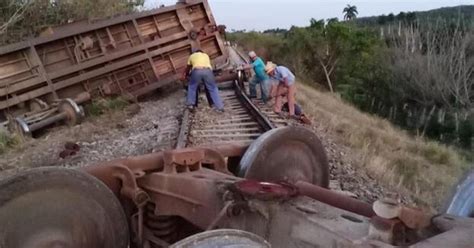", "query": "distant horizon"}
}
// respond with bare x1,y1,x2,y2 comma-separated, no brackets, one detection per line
144,0,473,30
